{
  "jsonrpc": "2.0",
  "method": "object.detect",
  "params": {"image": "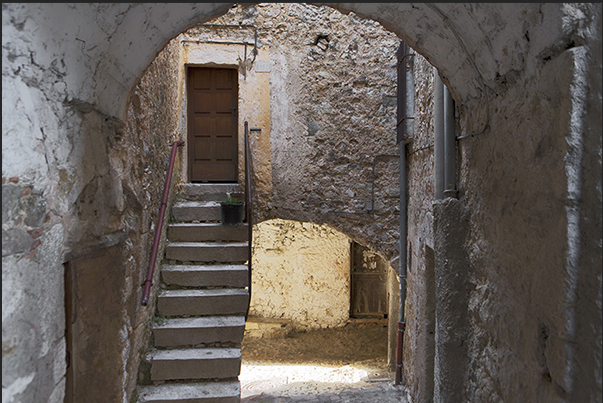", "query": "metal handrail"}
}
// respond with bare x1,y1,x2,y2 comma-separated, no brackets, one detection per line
244,122,254,320
141,140,185,306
